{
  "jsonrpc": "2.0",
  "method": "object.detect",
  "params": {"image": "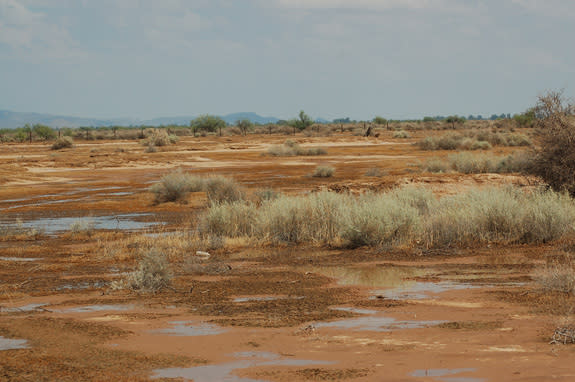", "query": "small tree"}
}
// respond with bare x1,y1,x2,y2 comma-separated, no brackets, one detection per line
236,119,253,136
32,124,56,141
529,90,575,195
445,115,466,129
513,108,536,128
289,110,313,135
373,116,391,130
190,115,226,137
